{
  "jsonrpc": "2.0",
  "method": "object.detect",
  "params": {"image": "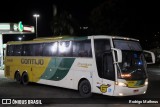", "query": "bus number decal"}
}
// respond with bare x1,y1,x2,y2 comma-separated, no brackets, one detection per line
97,84,111,93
